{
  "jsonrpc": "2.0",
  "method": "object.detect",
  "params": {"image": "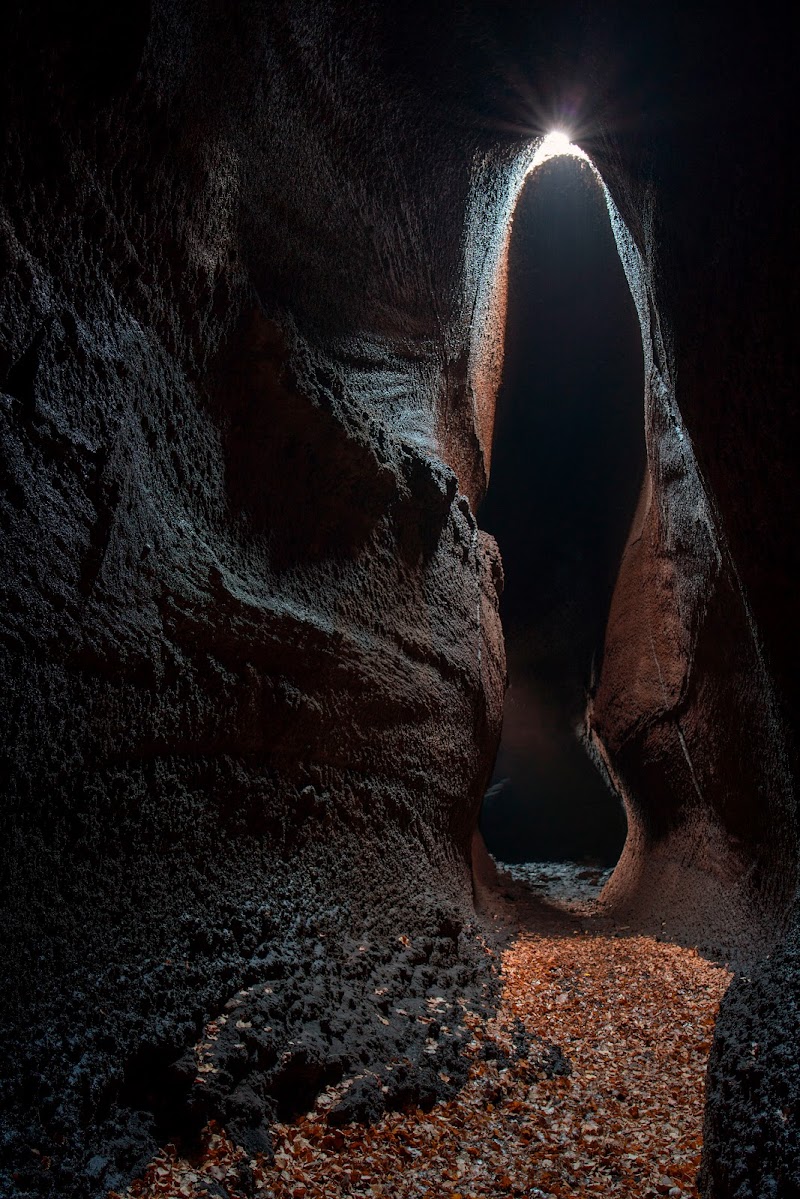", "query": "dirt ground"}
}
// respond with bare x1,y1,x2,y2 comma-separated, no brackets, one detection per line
113,863,731,1199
